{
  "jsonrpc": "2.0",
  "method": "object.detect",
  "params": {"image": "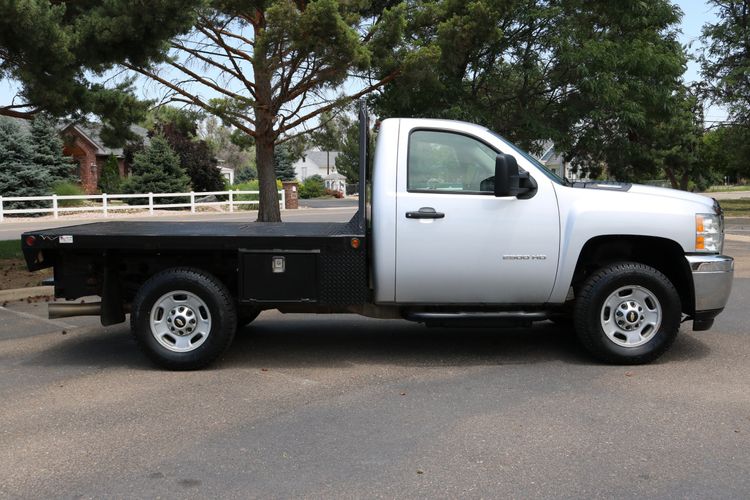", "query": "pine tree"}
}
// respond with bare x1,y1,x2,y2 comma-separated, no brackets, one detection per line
235,165,257,183
0,118,51,209
98,154,122,194
274,144,298,181
30,114,75,184
121,136,190,205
